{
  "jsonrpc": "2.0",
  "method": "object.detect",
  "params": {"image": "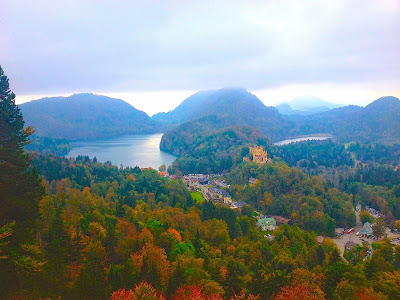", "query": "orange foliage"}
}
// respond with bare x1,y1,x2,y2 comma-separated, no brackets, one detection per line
355,287,387,300
138,228,154,245
167,228,182,242
171,285,223,300
220,266,227,281
127,174,136,182
274,282,326,300
130,242,171,288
